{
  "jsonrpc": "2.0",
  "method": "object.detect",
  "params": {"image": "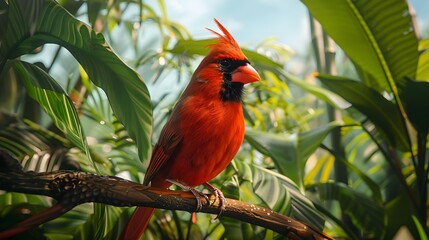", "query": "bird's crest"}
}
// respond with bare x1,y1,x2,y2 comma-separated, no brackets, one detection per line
206,19,246,60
